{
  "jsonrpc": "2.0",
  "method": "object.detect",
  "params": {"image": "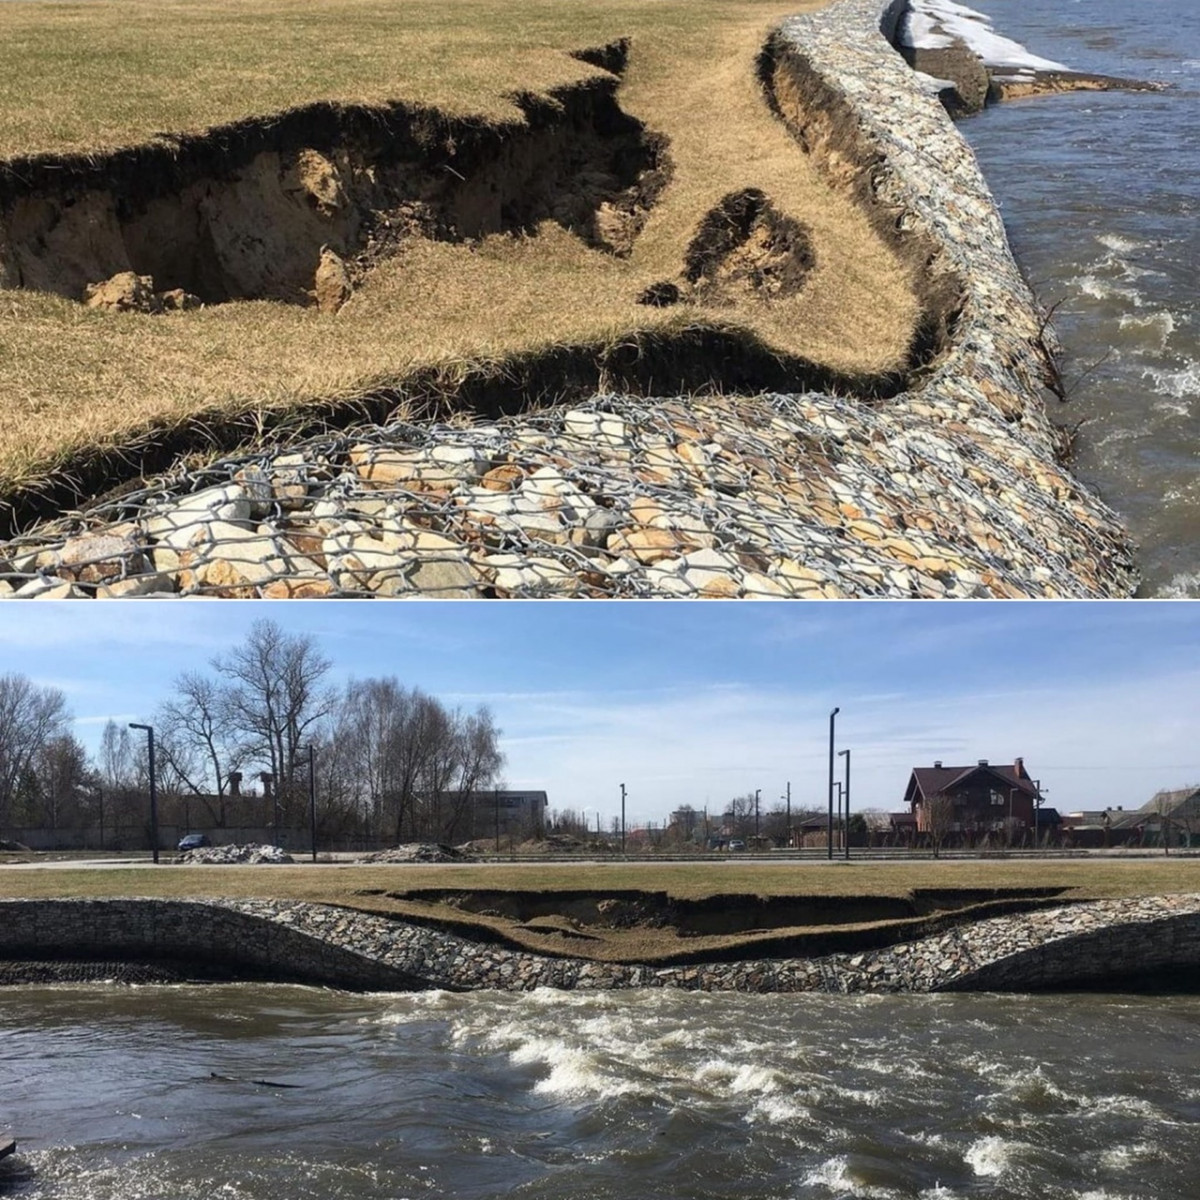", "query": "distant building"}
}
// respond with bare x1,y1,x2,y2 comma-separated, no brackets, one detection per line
901,757,1045,838
462,789,548,841
1065,785,1200,846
